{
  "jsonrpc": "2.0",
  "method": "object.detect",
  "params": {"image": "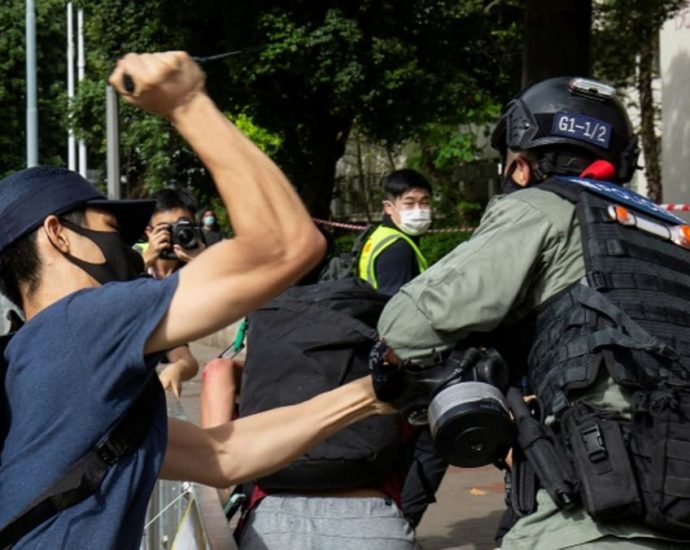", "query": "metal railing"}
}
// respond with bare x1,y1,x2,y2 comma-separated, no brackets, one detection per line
140,397,237,549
